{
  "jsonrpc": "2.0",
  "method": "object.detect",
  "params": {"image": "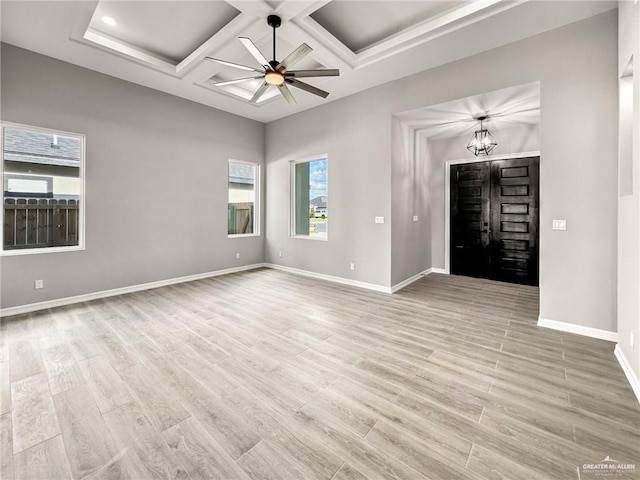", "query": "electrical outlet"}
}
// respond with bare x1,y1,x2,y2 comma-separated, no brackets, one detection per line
375,216,385,224
350,263,355,271
34,280,44,290
278,251,283,258
413,215,419,222
552,220,567,230
631,332,635,350
235,252,240,259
